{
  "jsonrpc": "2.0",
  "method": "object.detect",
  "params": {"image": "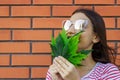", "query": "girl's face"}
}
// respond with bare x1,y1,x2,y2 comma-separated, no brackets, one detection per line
64,12,99,51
